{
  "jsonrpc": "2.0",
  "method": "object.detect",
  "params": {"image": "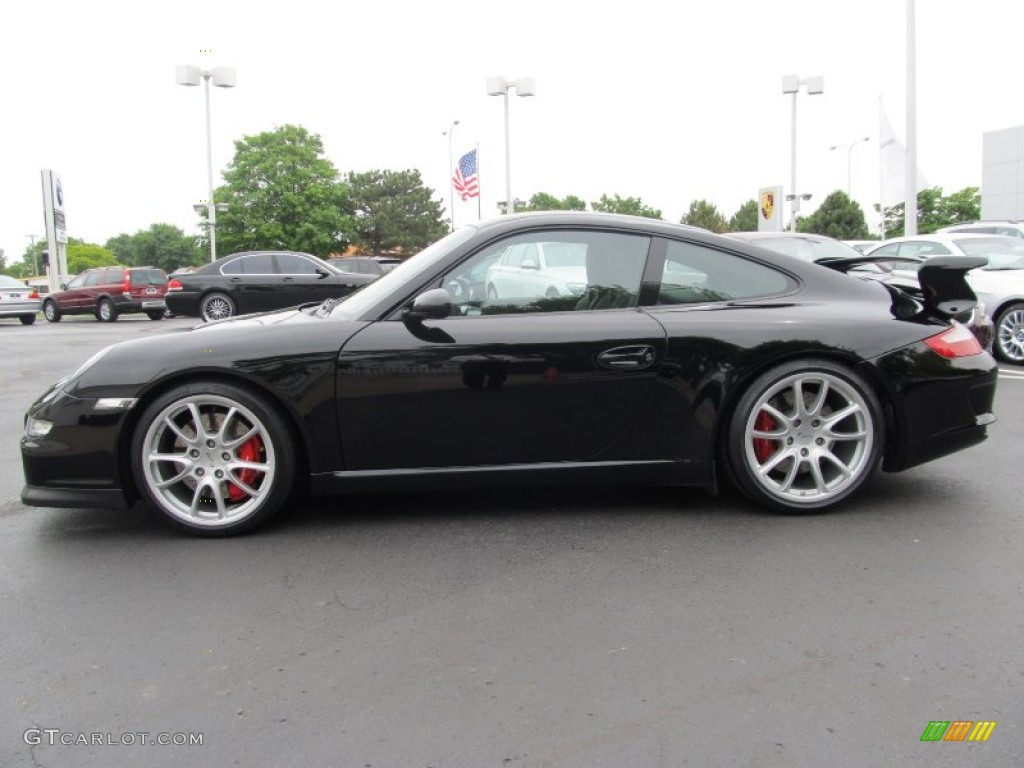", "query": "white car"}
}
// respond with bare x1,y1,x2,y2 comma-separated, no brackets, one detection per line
485,241,588,299
937,221,1024,239
867,233,1024,363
